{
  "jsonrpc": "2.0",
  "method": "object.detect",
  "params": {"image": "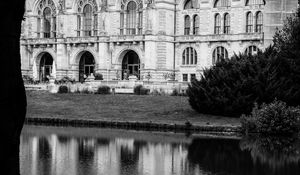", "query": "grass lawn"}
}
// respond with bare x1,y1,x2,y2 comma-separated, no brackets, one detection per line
26,91,240,127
